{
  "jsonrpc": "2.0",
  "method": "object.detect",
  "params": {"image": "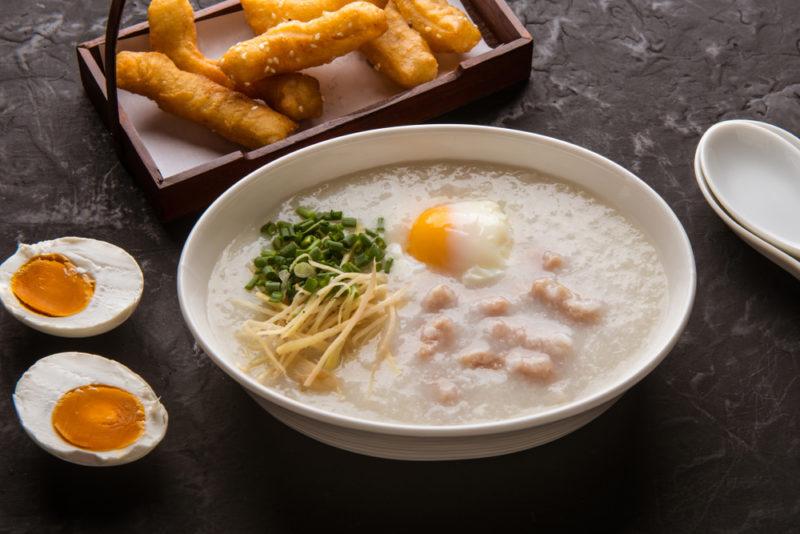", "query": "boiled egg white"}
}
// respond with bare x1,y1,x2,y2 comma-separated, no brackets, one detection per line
406,200,512,286
13,352,168,466
0,237,143,337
